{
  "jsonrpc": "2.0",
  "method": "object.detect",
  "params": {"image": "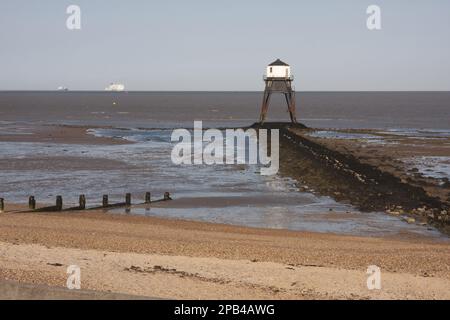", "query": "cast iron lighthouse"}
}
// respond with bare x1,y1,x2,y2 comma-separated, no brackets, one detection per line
259,59,297,124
